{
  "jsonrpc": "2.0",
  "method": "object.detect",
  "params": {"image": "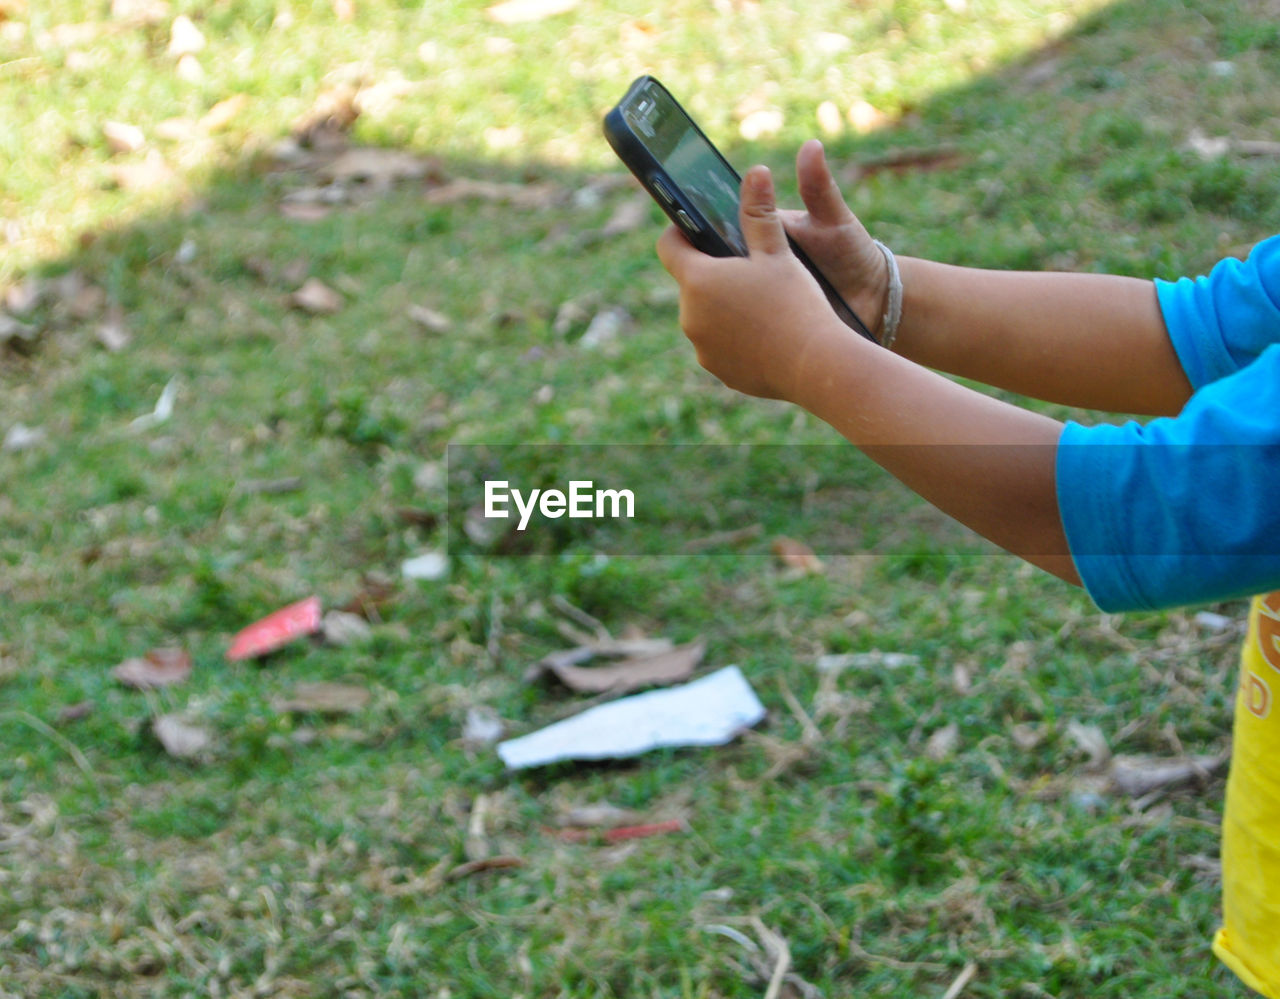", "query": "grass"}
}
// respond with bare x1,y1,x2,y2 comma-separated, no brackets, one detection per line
1,0,1279,995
